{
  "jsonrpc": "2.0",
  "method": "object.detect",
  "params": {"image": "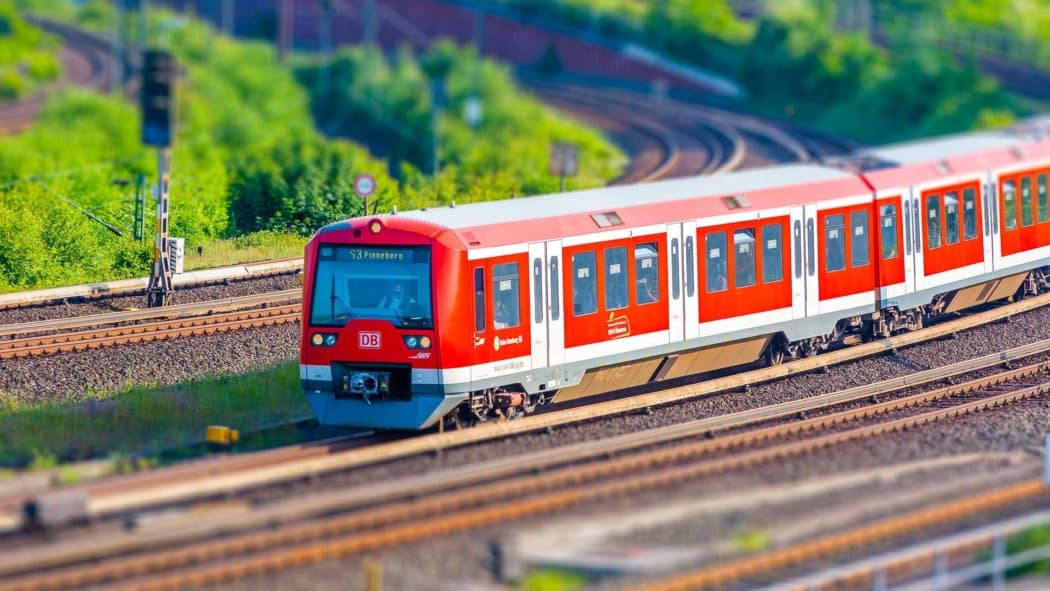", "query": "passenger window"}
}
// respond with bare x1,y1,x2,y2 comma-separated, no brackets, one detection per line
1039,174,1049,223
685,236,695,298
963,188,978,240
762,224,783,283
671,238,681,300
549,256,560,321
1022,178,1034,227
825,214,846,272
734,229,756,288
635,242,660,305
926,195,941,249
705,232,728,293
532,258,543,324
493,262,520,329
473,267,486,332
1004,180,1017,230
851,211,869,267
604,247,629,311
880,204,898,260
945,192,959,245
571,251,597,316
